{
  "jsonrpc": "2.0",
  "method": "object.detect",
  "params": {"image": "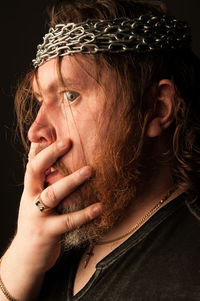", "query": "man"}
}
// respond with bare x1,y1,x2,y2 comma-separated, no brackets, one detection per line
0,0,200,300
